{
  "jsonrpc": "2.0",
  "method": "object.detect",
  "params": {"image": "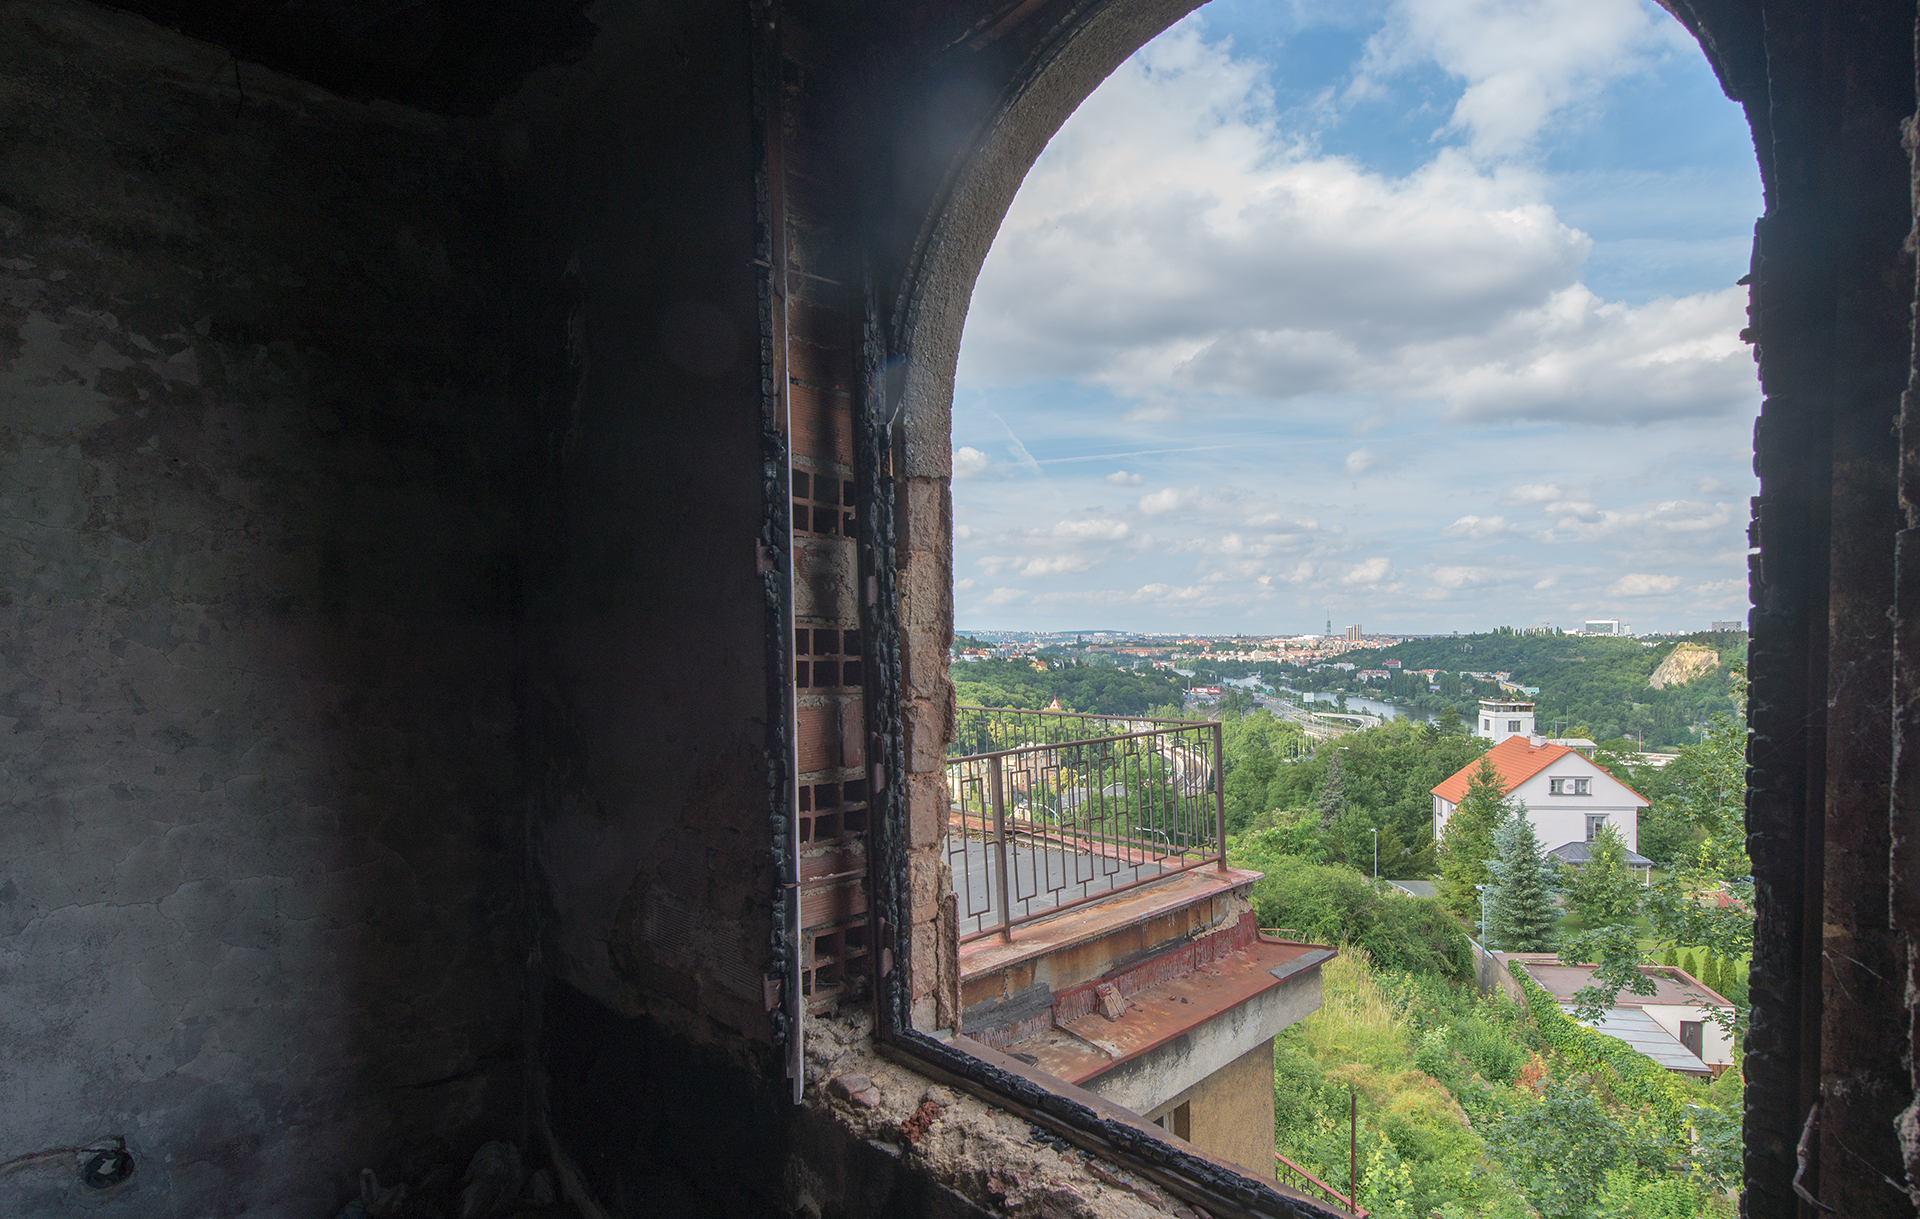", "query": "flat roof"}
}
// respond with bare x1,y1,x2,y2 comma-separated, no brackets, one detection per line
1517,959,1731,1007
1005,939,1334,1086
